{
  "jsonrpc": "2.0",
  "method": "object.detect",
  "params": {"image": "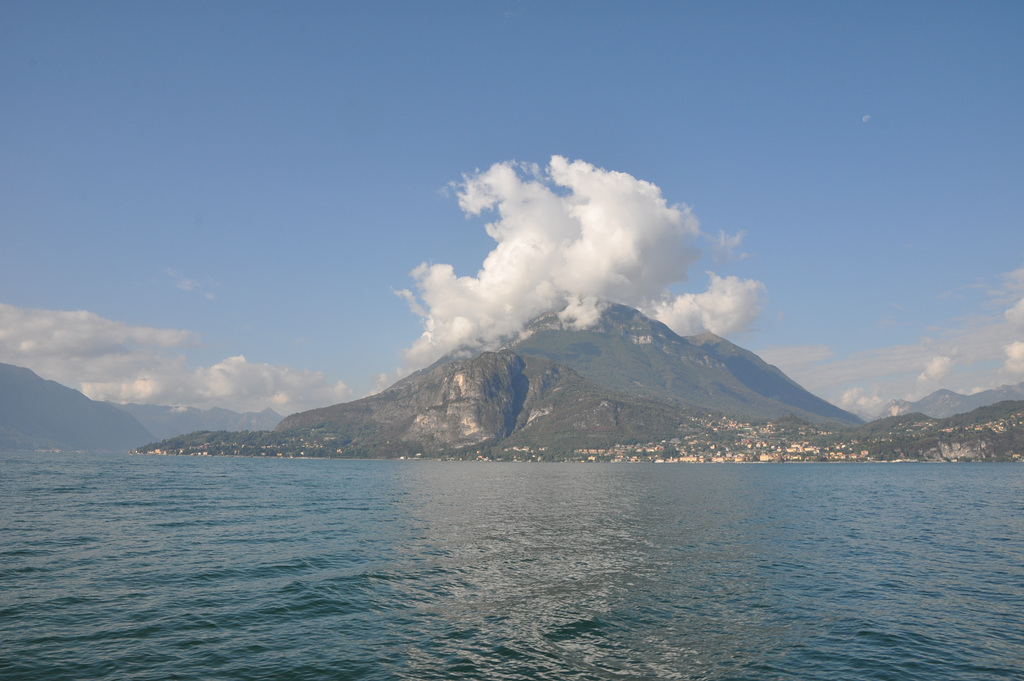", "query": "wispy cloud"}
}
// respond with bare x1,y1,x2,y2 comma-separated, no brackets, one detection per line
709,230,750,264
166,268,216,301
759,264,1024,418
